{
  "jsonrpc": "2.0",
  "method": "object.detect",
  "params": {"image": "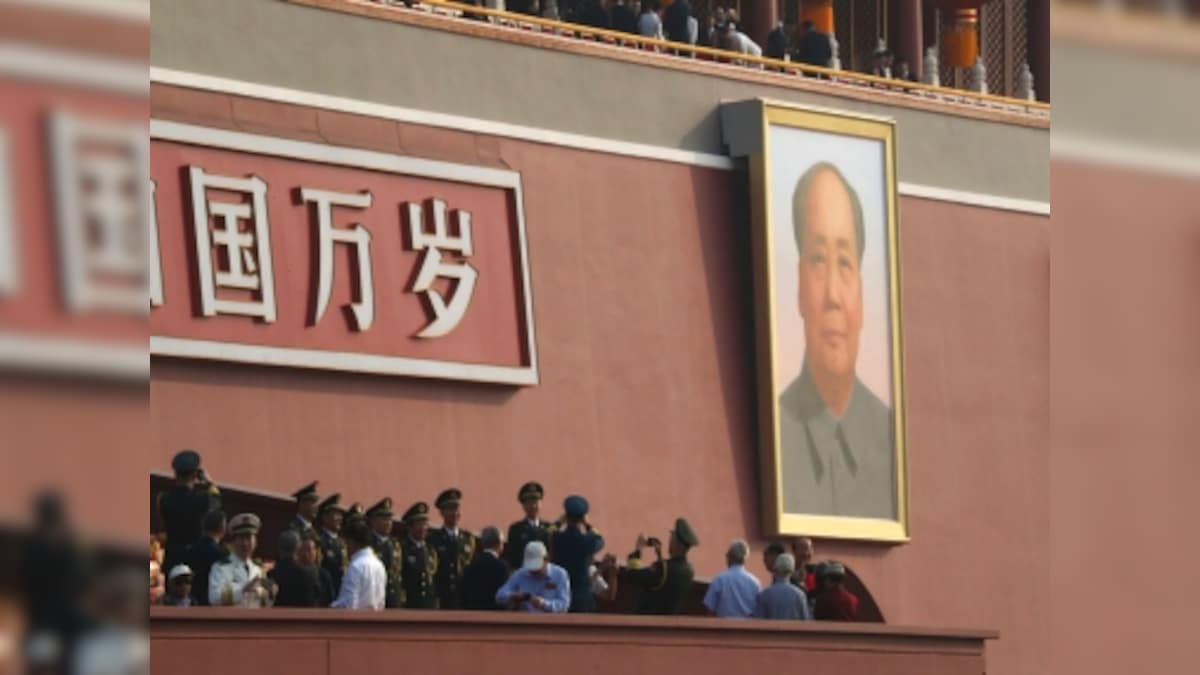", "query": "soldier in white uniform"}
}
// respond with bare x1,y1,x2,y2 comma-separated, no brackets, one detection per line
208,513,277,607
